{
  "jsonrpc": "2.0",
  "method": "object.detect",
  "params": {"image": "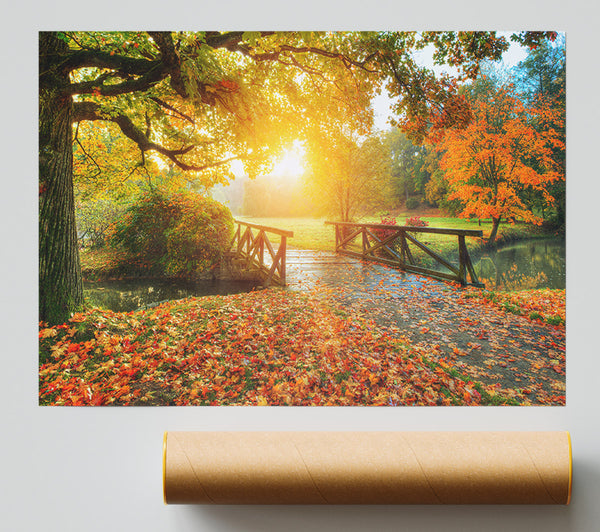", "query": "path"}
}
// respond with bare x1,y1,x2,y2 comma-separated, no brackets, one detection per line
284,248,566,405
